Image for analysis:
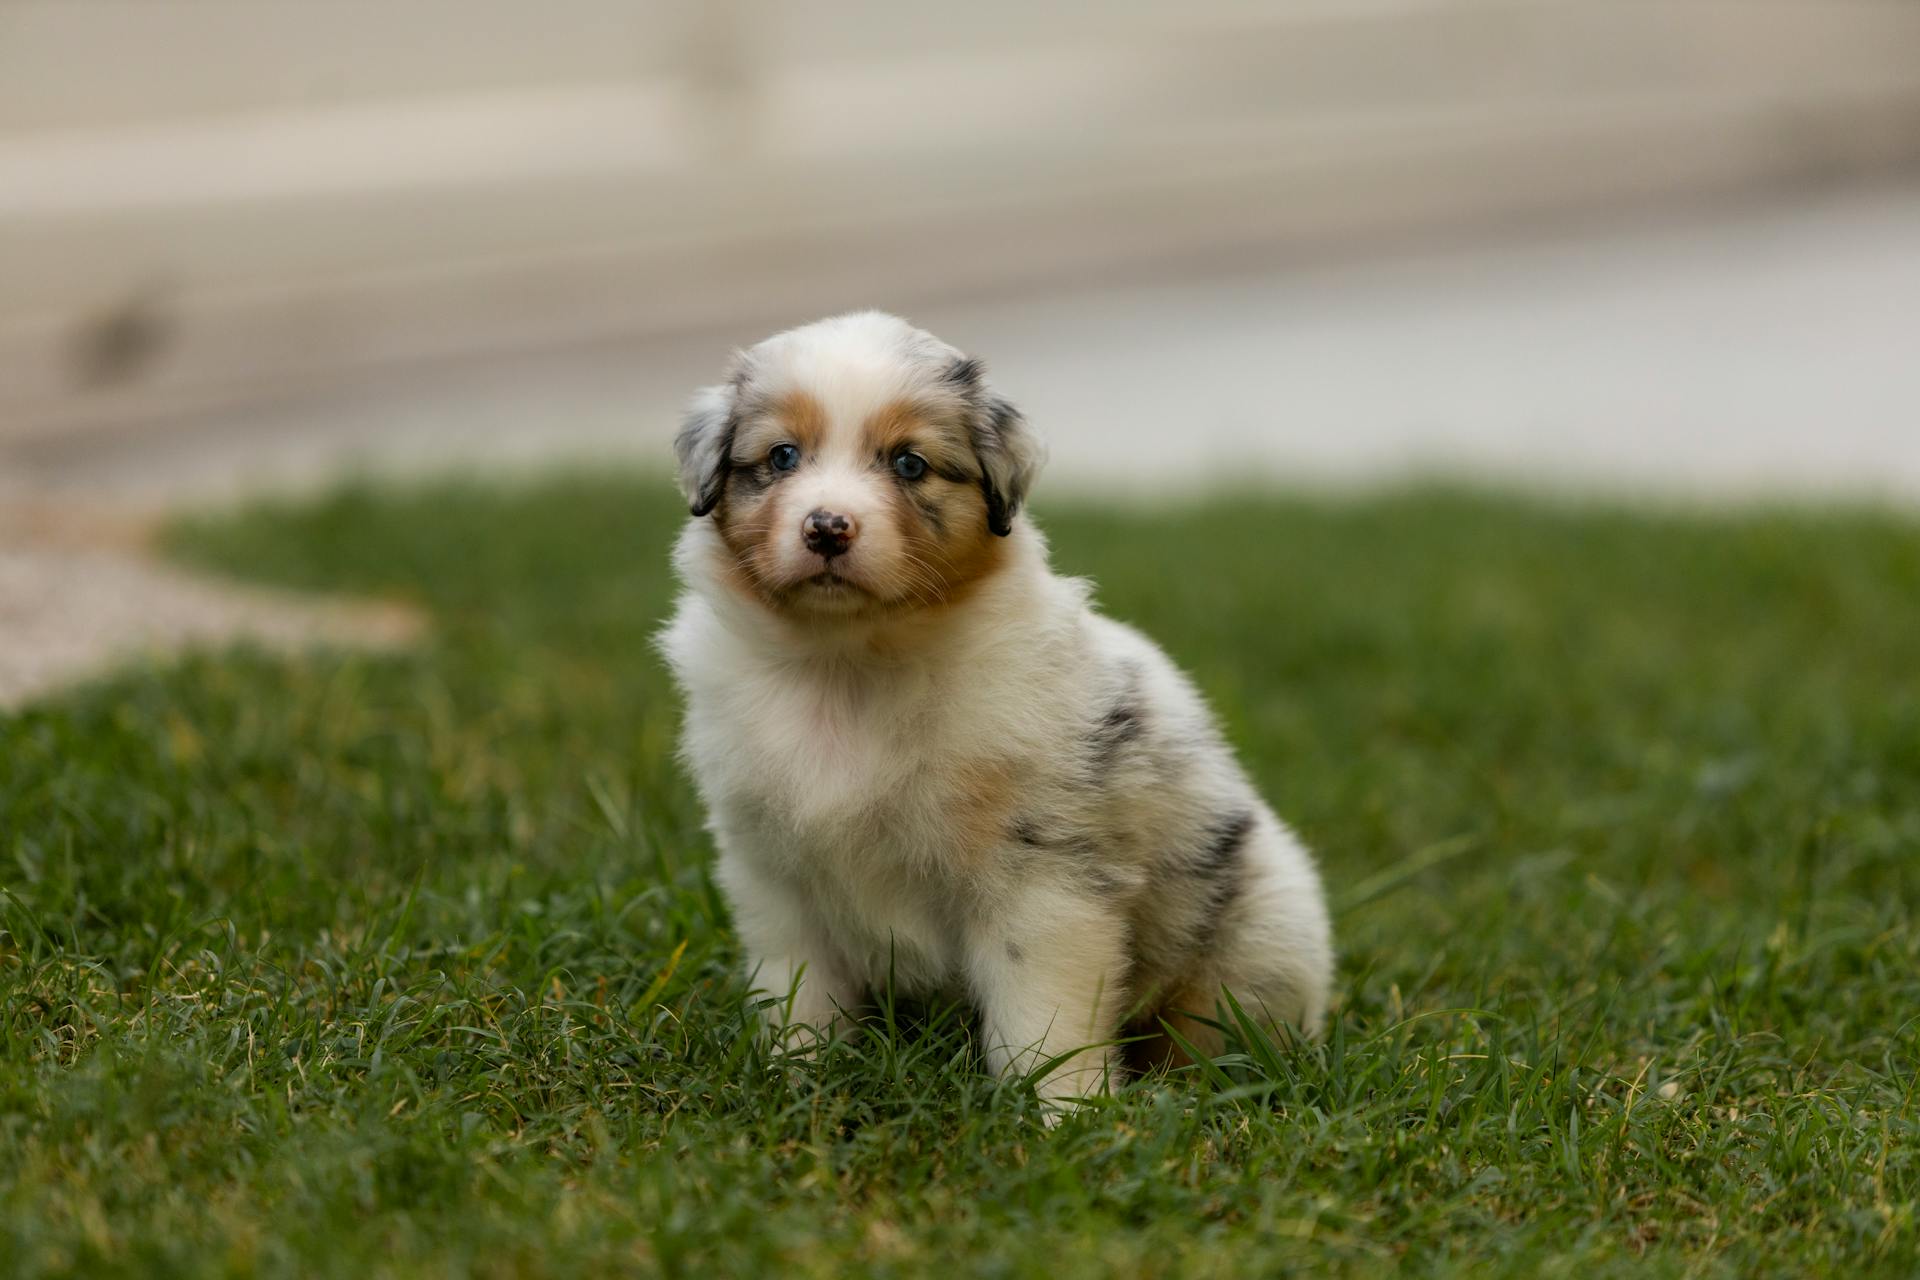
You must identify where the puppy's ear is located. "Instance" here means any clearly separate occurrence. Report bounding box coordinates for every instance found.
[947,357,1046,537]
[674,383,737,517]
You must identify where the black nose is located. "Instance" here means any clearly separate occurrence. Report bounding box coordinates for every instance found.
[802,509,857,558]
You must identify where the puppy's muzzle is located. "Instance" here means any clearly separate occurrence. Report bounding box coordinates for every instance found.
[802,509,857,560]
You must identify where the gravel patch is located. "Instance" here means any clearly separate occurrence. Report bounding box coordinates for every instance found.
[0,494,421,710]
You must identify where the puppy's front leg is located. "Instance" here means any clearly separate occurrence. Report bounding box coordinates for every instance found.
[718,853,859,1053]
[967,886,1129,1108]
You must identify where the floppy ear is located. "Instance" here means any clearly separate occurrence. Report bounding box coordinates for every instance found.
[674,383,737,517]
[947,358,1046,537]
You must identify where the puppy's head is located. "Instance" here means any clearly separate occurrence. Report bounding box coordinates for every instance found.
[675,312,1044,619]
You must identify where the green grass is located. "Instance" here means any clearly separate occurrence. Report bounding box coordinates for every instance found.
[3,478,1917,1278]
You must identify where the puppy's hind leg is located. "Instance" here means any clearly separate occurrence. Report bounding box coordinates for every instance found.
[1206,816,1335,1047]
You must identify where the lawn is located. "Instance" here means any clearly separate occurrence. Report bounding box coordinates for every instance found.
[3,478,1916,1277]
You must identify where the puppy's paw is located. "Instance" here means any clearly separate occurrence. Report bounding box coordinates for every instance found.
[1034,1090,1108,1130]
[1028,1055,1116,1129]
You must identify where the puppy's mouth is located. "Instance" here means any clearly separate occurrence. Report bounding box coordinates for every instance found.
[784,565,875,603]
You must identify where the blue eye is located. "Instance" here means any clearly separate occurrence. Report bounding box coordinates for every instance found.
[893,451,927,481]
[768,444,800,472]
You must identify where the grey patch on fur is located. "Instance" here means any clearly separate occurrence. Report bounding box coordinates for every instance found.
[1008,820,1111,886]
[1086,664,1148,777]
[1081,865,1130,900]
[1094,703,1143,755]
[908,486,947,536]
[1005,940,1024,963]
[727,462,775,499]
[1187,810,1255,955]
[1194,810,1254,878]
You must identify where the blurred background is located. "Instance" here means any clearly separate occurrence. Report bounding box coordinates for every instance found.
[3,0,1920,696]
[6,0,1920,502]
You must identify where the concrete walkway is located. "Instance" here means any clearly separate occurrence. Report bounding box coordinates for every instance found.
[14,183,1920,508]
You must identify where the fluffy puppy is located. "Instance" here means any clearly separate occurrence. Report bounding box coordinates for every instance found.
[660,312,1332,1104]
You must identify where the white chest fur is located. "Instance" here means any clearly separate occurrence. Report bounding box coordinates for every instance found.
[669,619,981,989]
[661,544,1096,993]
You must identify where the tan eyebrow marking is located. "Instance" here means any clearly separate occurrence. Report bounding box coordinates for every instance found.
[734,389,829,460]
[860,398,972,473]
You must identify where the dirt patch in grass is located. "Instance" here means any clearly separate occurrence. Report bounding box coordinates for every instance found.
[0,497,421,708]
